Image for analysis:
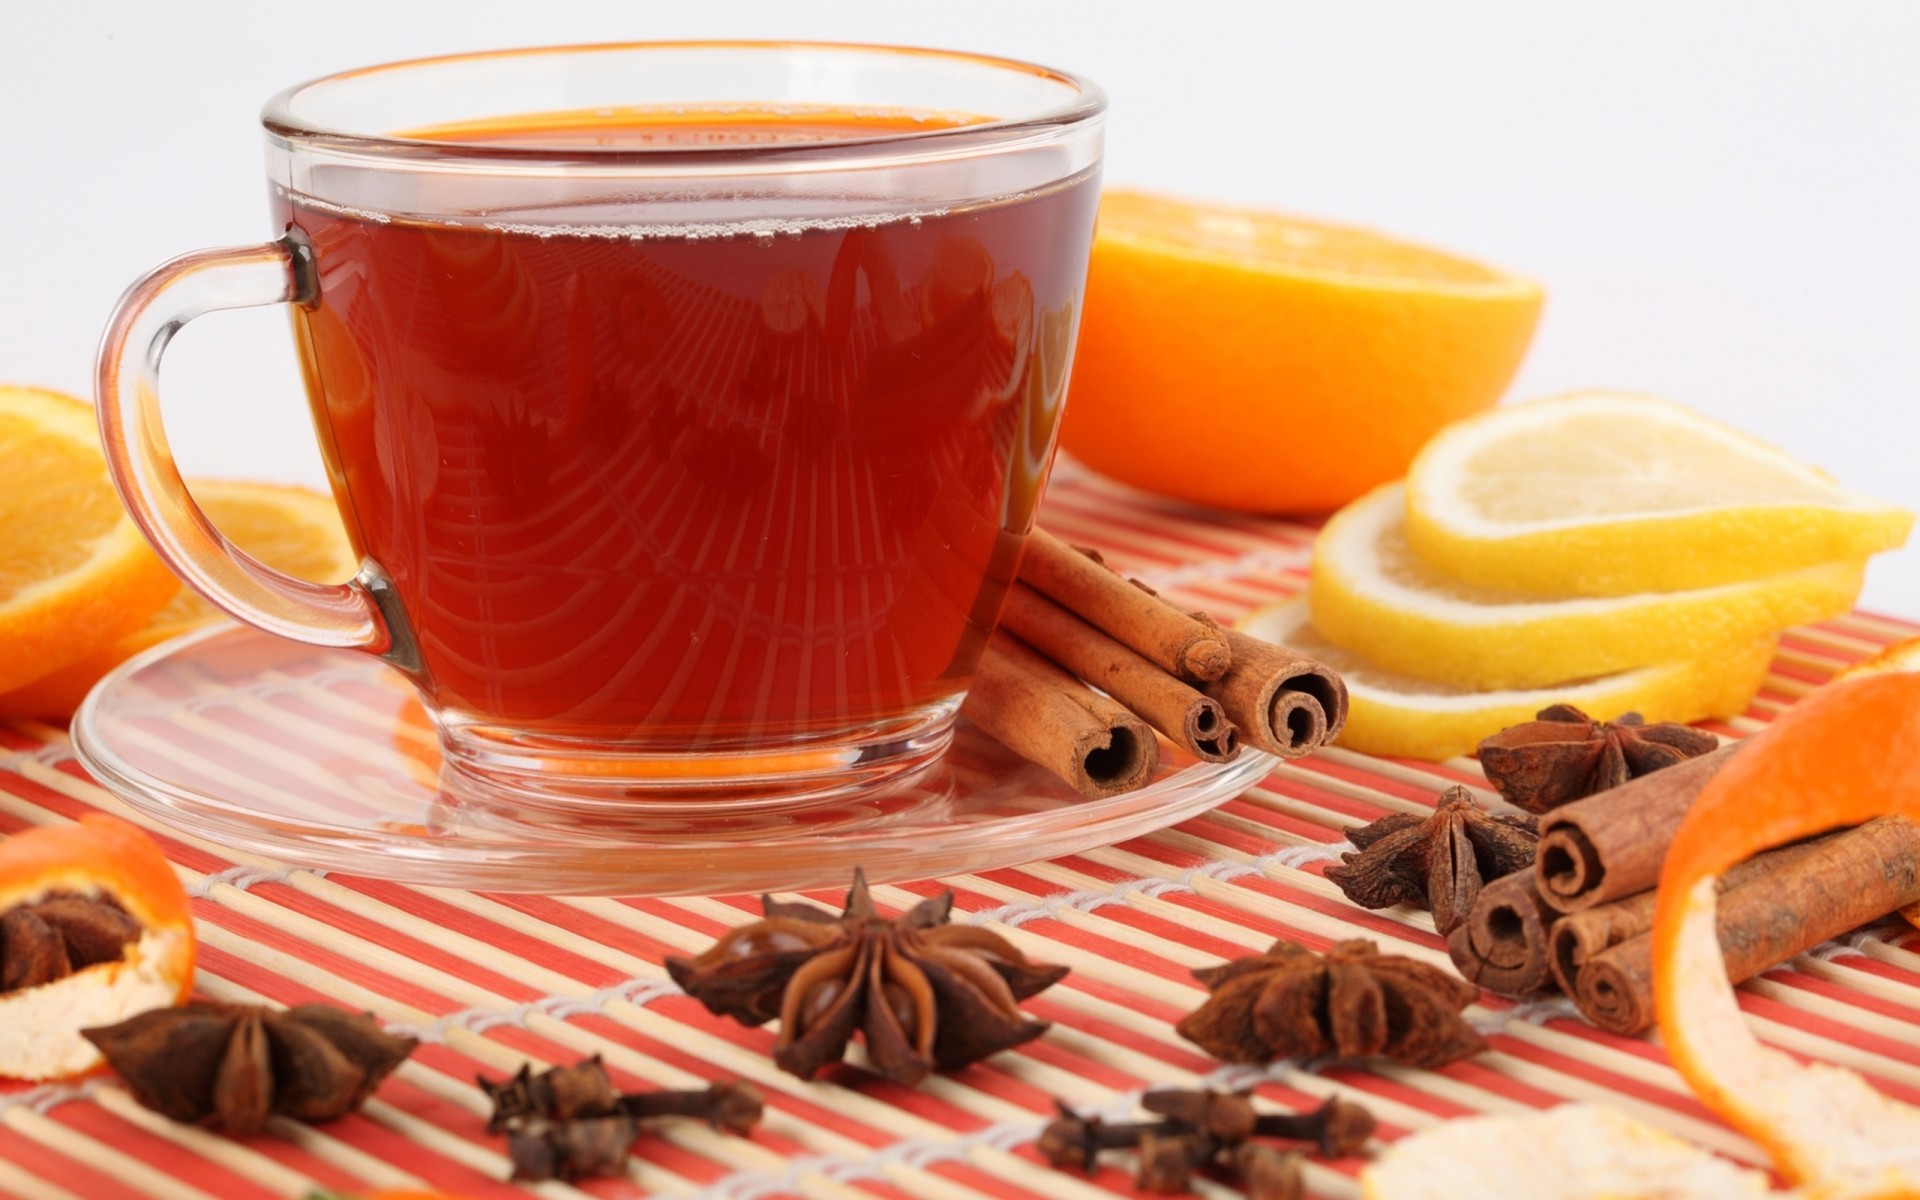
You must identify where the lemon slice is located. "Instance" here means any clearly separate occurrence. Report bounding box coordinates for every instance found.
[1241,599,1772,760]
[1311,483,1864,689]
[1404,392,1913,595]
[1361,1105,1773,1200]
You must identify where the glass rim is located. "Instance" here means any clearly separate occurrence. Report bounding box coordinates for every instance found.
[261,40,1107,166]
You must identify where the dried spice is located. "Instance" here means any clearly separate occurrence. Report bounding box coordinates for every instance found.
[664,869,1068,1086]
[1477,704,1719,813]
[1177,939,1485,1069]
[1141,1090,1375,1159]
[0,893,142,992]
[1038,1090,1373,1198]
[480,1056,621,1132]
[481,1056,764,1135]
[480,1056,764,1182]
[1233,1143,1309,1200]
[508,1114,636,1183]
[0,814,196,1082]
[1324,786,1540,935]
[82,1001,416,1133]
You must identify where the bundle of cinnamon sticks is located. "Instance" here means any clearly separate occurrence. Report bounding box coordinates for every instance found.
[963,530,1349,798]
[1449,744,1920,1031]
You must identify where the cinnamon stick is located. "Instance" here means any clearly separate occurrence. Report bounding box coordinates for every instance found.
[1569,817,1920,1034]
[1445,873,1558,996]
[1200,628,1349,759]
[961,635,1159,799]
[1533,744,1737,913]
[1020,529,1232,682]
[997,583,1240,762]
[1545,835,1836,996]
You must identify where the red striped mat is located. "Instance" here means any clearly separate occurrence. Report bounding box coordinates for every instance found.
[1,463,1915,1200]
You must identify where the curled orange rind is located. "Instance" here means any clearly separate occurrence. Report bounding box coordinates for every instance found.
[1371,651,1920,1197]
[1653,665,1920,1196]
[1834,635,1920,683]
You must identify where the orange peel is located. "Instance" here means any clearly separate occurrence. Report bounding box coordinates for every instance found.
[0,814,195,1079]
[1653,667,1920,1196]
[1833,634,1920,683]
[1845,638,1920,935]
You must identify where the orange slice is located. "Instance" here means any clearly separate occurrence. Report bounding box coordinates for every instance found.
[0,481,356,719]
[1653,667,1920,1194]
[1361,1104,1774,1199]
[0,385,177,696]
[1061,189,1543,513]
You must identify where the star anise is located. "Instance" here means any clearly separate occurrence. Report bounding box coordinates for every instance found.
[1323,786,1540,935]
[1,892,142,993]
[1476,703,1720,813]
[479,1056,763,1181]
[1177,939,1485,1069]
[82,1001,416,1133]
[664,869,1068,1086]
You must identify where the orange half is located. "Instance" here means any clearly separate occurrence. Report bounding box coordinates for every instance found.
[1061,190,1542,513]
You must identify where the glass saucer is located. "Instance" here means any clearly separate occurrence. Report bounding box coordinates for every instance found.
[72,625,1276,896]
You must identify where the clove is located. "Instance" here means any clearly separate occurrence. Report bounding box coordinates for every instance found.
[1140,1088,1258,1141]
[1235,1142,1306,1200]
[1141,1091,1375,1158]
[507,1113,638,1183]
[619,1079,764,1135]
[1037,1088,1372,1196]
[1254,1097,1377,1158]
[480,1056,620,1132]
[481,1058,763,1183]
[1038,1105,1167,1172]
[1136,1130,1208,1193]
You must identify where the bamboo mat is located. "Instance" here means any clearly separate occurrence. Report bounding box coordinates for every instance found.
[4,463,1919,1200]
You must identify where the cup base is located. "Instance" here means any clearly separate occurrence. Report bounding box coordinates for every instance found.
[433,701,961,816]
[71,624,1271,894]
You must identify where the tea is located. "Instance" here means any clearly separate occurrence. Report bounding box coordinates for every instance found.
[282,109,1097,748]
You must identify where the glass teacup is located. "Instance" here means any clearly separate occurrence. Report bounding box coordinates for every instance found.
[95,43,1104,806]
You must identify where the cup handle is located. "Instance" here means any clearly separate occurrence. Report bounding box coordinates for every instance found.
[95,234,414,669]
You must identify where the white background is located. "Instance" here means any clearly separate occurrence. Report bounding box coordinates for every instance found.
[5,2,1917,610]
